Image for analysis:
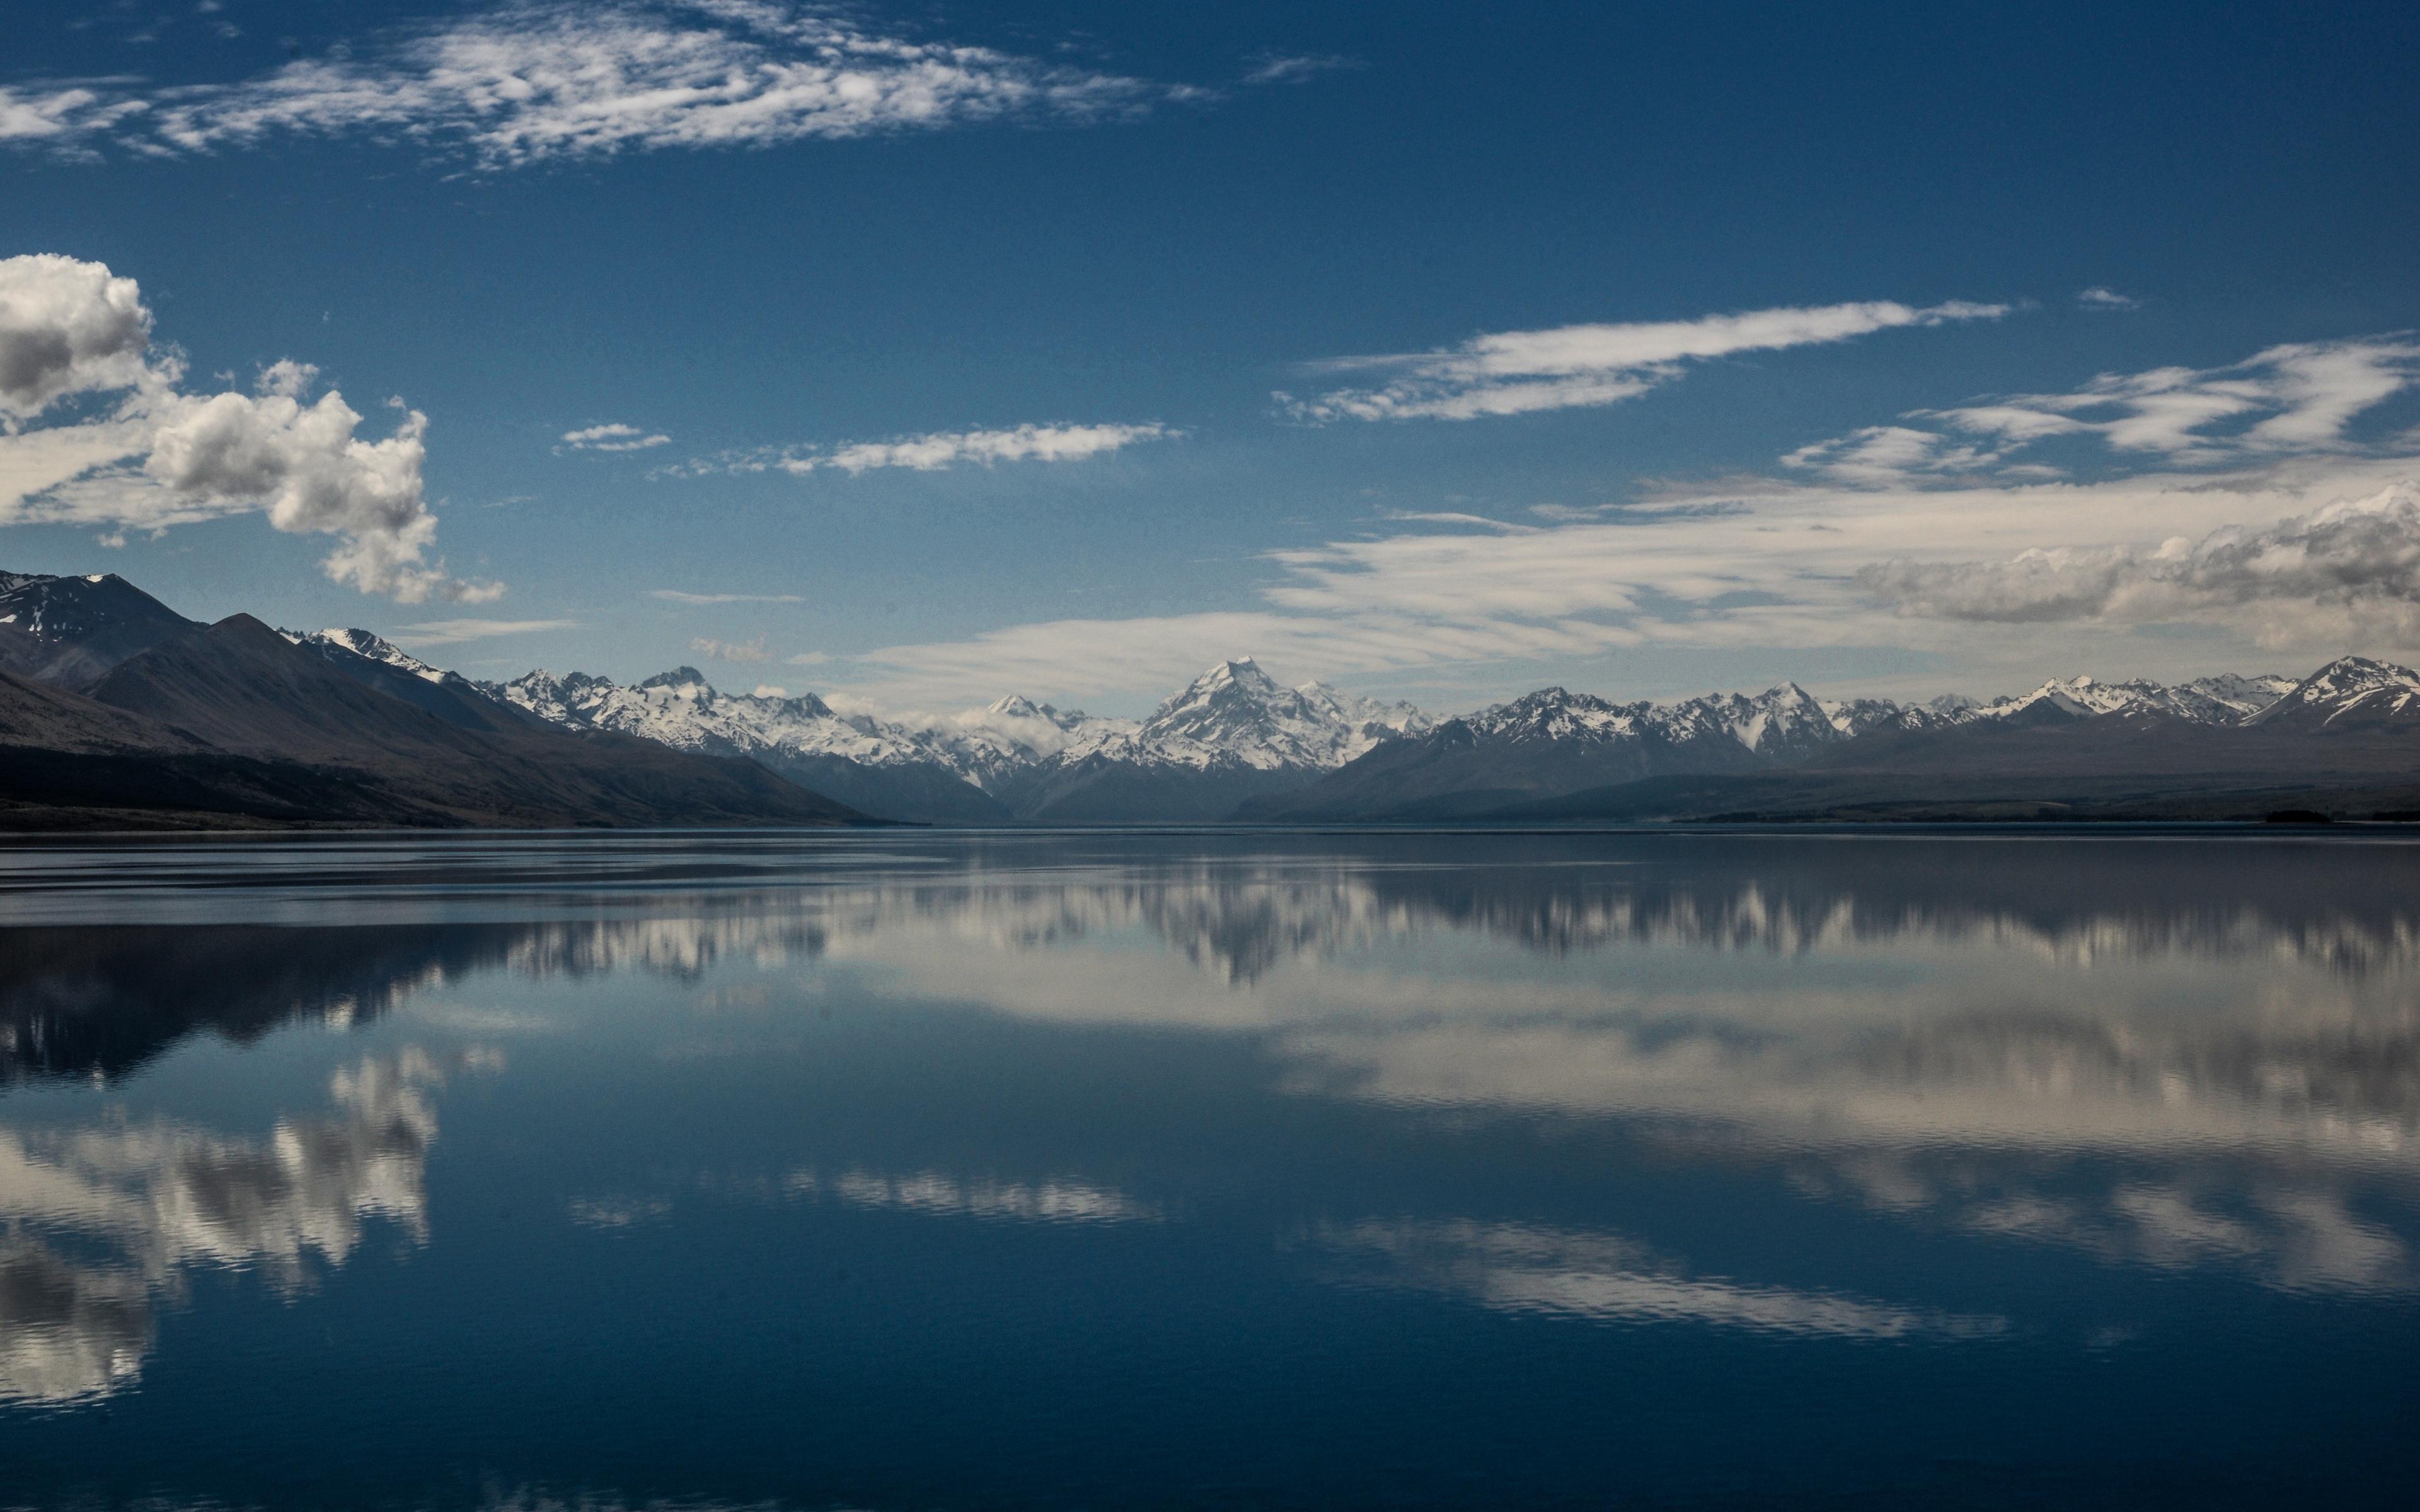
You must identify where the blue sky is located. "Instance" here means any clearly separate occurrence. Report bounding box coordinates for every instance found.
[5,0,2419,714]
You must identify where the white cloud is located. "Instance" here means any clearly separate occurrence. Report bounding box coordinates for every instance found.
[0,253,493,603]
[0,253,158,421]
[254,358,318,399]
[1782,425,2010,487]
[1930,338,2420,464]
[736,421,1175,475]
[1281,299,2008,423]
[2077,286,2140,309]
[0,86,147,147]
[786,650,830,666]
[1242,54,1359,86]
[1859,481,2420,642]
[834,444,2420,706]
[649,588,804,604]
[1785,336,2420,487]
[6,3,1165,169]
[390,617,584,648]
[561,422,669,452]
[749,684,788,699]
[688,634,769,662]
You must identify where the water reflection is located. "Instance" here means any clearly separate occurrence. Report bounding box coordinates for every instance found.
[0,1048,487,1403]
[0,830,2414,1482]
[1303,1217,2008,1339]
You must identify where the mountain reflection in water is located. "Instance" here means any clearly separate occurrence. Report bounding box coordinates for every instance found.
[0,830,2414,1508]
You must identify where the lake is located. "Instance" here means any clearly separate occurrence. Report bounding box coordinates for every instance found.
[0,828,2415,1509]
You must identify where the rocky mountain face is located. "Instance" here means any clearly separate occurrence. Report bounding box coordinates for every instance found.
[1242,668,2347,823]
[0,573,198,689]
[403,635,2420,824]
[467,653,1431,823]
[57,583,2420,827]
[0,584,868,832]
[2243,657,2420,730]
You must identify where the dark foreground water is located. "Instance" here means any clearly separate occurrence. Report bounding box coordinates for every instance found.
[0,828,2416,1509]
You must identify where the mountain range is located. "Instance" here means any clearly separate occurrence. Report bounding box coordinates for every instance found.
[2,565,2417,828]
[0,573,862,830]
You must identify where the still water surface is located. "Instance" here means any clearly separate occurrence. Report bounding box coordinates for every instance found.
[0,828,2415,1508]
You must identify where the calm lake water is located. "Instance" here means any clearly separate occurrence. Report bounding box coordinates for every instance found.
[1,828,2416,1509]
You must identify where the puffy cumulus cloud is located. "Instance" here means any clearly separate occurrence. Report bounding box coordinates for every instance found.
[1799,337,2420,485]
[560,421,668,452]
[0,253,159,421]
[145,389,499,602]
[1858,481,2420,643]
[6,2,1165,169]
[255,358,320,399]
[0,254,493,602]
[1280,299,2008,423]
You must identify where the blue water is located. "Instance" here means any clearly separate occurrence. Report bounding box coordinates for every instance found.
[0,828,2415,1509]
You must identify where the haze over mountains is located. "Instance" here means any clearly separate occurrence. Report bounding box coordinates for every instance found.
[2,566,2418,828]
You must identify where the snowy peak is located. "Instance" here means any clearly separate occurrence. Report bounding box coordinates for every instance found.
[1473,688,1641,742]
[1108,656,1435,770]
[1964,673,2293,726]
[638,667,711,696]
[302,628,449,684]
[1699,682,1845,757]
[0,570,200,687]
[2246,656,2420,728]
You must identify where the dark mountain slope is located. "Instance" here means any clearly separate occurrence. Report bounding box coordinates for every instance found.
[0,663,204,753]
[1238,690,1766,823]
[998,749,1313,825]
[71,615,867,828]
[0,664,413,827]
[754,748,1015,826]
[295,633,555,733]
[0,573,199,689]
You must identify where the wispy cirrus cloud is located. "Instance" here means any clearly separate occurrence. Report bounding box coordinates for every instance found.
[1859,481,2420,643]
[834,338,2420,705]
[1788,336,2420,485]
[1243,54,1361,86]
[0,252,497,603]
[2077,286,2140,309]
[391,617,583,648]
[1279,299,2008,423]
[649,588,804,604]
[560,423,668,453]
[676,421,1176,477]
[1,2,1172,169]
[688,634,769,662]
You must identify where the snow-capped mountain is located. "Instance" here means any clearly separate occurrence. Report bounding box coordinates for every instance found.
[2244,656,2420,729]
[1965,673,2299,725]
[476,654,1436,823]
[1059,658,1430,771]
[0,571,197,689]
[300,627,452,683]
[310,623,2397,825]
